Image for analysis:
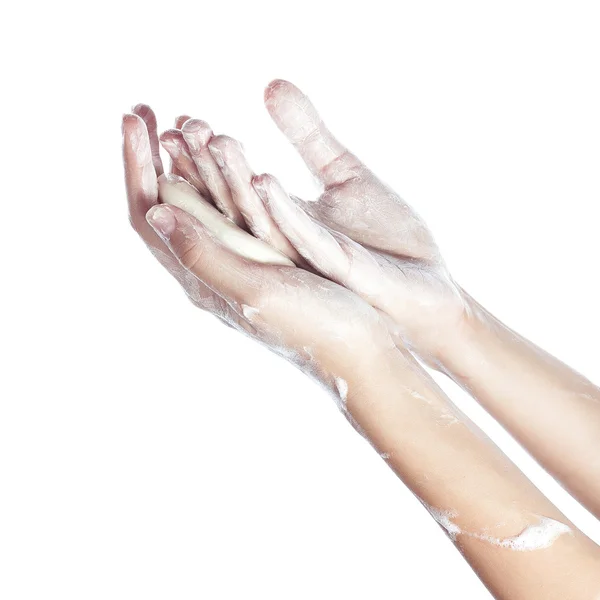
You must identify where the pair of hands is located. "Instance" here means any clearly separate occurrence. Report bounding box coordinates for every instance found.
[123,80,467,390]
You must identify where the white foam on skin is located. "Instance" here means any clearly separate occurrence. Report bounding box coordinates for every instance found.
[427,506,462,541]
[241,304,260,321]
[334,377,348,407]
[302,346,315,361]
[423,503,572,551]
[332,377,369,439]
[474,517,572,551]
[404,387,459,427]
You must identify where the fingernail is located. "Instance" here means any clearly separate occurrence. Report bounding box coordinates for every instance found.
[252,175,268,199]
[182,119,213,152]
[182,131,201,154]
[159,135,178,153]
[264,79,289,101]
[147,205,176,239]
[121,113,136,136]
[161,172,185,184]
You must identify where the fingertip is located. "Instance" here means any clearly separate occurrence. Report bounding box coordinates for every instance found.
[131,103,154,121]
[207,134,240,167]
[174,114,191,129]
[122,114,152,162]
[157,172,186,186]
[181,118,213,151]
[252,172,269,186]
[208,134,239,151]
[251,173,276,199]
[123,112,141,123]
[181,118,213,139]
[122,112,143,132]
[264,78,294,102]
[159,128,182,142]
[159,129,185,157]
[146,204,177,239]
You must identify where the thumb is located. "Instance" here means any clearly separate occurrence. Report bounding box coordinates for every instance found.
[145,204,290,309]
[264,79,363,189]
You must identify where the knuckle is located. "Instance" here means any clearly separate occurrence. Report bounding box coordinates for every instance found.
[178,241,203,272]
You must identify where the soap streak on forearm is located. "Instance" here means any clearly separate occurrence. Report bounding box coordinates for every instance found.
[340,349,600,599]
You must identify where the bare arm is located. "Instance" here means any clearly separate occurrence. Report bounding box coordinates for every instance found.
[437,293,600,517]
[129,105,600,597]
[163,80,600,519]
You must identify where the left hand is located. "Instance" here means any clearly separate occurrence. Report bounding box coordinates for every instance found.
[159,81,468,364]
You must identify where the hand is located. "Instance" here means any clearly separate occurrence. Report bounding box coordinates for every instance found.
[123,111,397,398]
[160,81,467,364]
[123,110,238,326]
[125,102,600,600]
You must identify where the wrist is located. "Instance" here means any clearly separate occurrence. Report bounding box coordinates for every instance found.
[406,287,487,370]
[424,289,497,376]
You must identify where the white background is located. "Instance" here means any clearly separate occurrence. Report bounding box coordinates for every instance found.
[1,1,599,598]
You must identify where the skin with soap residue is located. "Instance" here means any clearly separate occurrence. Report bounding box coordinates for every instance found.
[167,79,600,524]
[123,90,600,599]
[259,80,600,521]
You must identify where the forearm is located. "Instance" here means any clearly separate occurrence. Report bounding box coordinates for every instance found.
[342,347,600,599]
[432,291,600,517]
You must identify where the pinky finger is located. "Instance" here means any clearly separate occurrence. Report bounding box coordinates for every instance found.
[253,174,385,302]
[252,174,349,279]
[160,128,211,198]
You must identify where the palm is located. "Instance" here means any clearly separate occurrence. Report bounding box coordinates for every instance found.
[260,81,464,351]
[157,80,465,356]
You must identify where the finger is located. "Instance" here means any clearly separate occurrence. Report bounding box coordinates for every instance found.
[253,173,386,301]
[159,128,211,198]
[264,79,363,188]
[169,115,191,177]
[123,115,232,318]
[174,115,191,129]
[131,104,164,176]
[181,119,246,228]
[146,204,289,310]
[122,113,161,240]
[252,174,348,277]
[208,135,304,265]
[157,173,294,267]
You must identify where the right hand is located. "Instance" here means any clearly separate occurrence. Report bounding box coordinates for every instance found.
[123,111,398,396]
